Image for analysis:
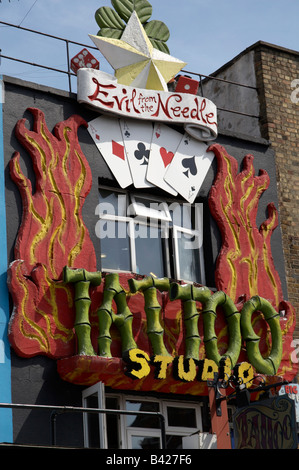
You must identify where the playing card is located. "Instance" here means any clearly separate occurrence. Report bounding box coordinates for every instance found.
[88,115,133,188]
[146,123,183,195]
[120,119,154,188]
[164,134,215,203]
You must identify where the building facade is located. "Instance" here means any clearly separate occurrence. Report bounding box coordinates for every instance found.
[203,40,299,342]
[0,31,298,449]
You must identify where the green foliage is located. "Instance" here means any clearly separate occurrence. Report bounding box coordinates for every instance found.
[95,6,125,38]
[95,0,170,54]
[111,0,152,23]
[144,20,170,54]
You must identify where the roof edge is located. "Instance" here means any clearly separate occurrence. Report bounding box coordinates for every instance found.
[208,40,299,79]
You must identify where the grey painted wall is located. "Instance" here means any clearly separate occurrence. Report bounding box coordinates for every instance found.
[202,51,261,139]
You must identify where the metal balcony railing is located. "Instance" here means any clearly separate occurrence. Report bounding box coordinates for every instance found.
[0,21,259,120]
[0,401,167,449]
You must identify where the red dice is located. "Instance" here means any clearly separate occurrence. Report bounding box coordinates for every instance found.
[70,48,99,74]
[175,75,199,95]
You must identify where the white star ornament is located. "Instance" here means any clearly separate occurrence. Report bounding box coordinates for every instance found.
[89,11,187,91]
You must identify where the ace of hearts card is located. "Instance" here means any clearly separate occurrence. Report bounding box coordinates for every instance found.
[146,123,184,196]
[164,134,215,203]
[88,115,133,188]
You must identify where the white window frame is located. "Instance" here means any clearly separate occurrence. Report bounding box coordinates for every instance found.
[82,383,204,449]
[120,395,203,449]
[99,214,167,276]
[98,188,206,284]
[82,382,108,449]
[162,401,203,435]
[120,395,161,449]
[126,428,162,449]
[130,194,172,222]
[172,202,205,284]
[172,225,206,284]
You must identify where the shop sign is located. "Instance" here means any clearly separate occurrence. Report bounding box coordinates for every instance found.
[7,108,299,392]
[233,395,297,449]
[77,69,217,142]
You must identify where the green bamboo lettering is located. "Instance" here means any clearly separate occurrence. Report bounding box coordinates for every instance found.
[169,283,212,360]
[241,295,282,375]
[97,273,137,357]
[128,276,171,357]
[63,267,283,376]
[63,266,102,356]
[202,291,242,368]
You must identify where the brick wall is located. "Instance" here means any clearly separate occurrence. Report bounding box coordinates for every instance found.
[254,43,299,338]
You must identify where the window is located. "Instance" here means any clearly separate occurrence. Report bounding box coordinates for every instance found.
[82,382,107,449]
[82,384,203,449]
[96,187,205,284]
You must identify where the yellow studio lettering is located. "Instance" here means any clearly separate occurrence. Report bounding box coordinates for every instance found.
[152,355,174,379]
[123,347,255,386]
[124,348,151,380]
[234,362,254,388]
[199,358,218,381]
[219,356,232,381]
[174,356,197,382]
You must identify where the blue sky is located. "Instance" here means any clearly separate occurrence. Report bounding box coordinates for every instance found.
[0,0,298,92]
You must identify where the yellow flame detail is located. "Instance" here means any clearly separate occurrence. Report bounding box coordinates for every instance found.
[16,263,50,352]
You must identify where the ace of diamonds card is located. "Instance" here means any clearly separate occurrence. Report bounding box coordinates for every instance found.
[88,115,133,188]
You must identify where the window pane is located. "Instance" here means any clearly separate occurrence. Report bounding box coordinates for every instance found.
[100,220,131,271]
[106,397,120,449]
[99,189,126,216]
[135,225,164,277]
[166,435,183,449]
[126,400,160,428]
[177,232,201,283]
[167,406,197,428]
[131,435,160,449]
[170,203,192,228]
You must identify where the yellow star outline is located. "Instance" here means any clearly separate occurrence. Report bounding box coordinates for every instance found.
[89,11,187,91]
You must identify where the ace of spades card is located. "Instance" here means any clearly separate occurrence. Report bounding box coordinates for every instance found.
[88,115,133,188]
[146,123,184,196]
[164,134,215,203]
[120,119,154,188]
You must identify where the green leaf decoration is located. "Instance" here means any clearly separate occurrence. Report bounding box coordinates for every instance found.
[111,0,152,24]
[144,20,170,54]
[95,6,125,31]
[95,0,171,54]
[149,38,170,54]
[97,28,123,39]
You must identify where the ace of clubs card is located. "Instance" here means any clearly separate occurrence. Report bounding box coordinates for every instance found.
[88,115,133,188]
[120,119,154,188]
[146,123,184,196]
[164,134,215,203]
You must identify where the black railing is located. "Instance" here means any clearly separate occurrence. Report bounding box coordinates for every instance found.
[0,21,259,119]
[0,402,167,449]
[0,20,98,93]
